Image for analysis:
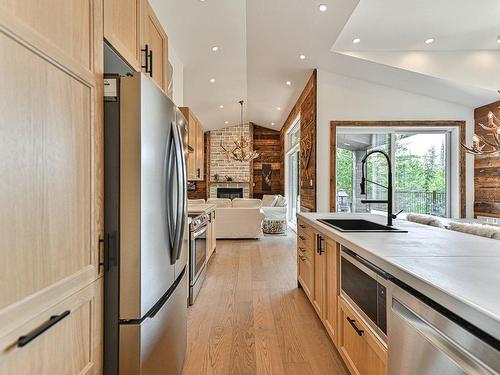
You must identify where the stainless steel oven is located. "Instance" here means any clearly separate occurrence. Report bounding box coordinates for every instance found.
[189,213,209,305]
[340,246,390,344]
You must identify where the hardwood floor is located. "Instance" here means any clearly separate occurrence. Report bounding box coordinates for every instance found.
[182,232,349,375]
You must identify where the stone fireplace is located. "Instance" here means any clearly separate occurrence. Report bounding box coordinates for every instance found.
[209,124,252,198]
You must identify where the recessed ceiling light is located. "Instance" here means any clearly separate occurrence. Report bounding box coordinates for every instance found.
[219,105,224,109]
[299,54,306,60]
[344,143,351,146]
[199,0,206,2]
[319,4,327,12]
[286,81,291,86]
[352,38,361,44]
[225,121,229,124]
[210,78,215,83]
[424,38,435,44]
[211,46,219,52]
[271,122,275,126]
[277,107,281,111]
[497,35,500,43]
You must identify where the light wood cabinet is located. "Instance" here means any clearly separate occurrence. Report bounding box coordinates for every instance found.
[338,297,387,375]
[312,233,325,317]
[323,239,340,346]
[141,0,168,91]
[0,279,103,375]
[297,220,315,301]
[207,210,217,261]
[0,1,104,372]
[104,0,142,70]
[297,220,385,375]
[180,107,205,181]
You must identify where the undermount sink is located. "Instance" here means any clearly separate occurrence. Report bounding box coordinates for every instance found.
[317,219,407,233]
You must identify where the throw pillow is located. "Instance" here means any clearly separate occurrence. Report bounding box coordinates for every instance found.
[275,195,287,207]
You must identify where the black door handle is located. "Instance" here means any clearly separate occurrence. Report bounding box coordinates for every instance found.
[17,310,71,347]
[148,49,153,77]
[346,317,364,336]
[141,44,150,74]
[318,236,324,255]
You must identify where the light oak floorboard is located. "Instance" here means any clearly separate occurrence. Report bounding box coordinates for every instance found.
[182,232,349,375]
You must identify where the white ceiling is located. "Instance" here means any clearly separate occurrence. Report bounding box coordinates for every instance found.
[333,0,500,51]
[151,0,500,131]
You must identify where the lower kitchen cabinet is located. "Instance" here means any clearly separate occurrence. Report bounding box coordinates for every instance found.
[207,210,217,261]
[0,278,103,374]
[297,221,386,375]
[312,233,325,317]
[323,238,339,346]
[338,297,387,375]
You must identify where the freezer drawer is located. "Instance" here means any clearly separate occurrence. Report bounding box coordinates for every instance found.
[119,271,187,375]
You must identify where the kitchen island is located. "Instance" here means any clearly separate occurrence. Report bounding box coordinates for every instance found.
[297,212,500,375]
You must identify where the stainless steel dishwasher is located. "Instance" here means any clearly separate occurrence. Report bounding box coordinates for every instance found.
[388,281,500,374]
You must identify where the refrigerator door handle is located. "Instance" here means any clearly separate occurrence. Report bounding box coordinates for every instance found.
[176,122,188,261]
[171,122,186,262]
[165,127,176,253]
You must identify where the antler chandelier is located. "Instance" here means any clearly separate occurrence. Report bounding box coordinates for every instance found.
[220,100,259,162]
[462,108,500,157]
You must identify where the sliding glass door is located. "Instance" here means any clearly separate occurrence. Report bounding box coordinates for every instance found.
[336,128,452,217]
[285,121,300,229]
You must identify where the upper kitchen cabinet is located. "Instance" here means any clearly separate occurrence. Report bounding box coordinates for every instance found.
[180,108,205,181]
[104,0,142,70]
[141,0,168,91]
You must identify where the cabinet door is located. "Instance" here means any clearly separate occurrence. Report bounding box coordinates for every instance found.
[188,113,197,180]
[312,234,325,317]
[338,297,387,375]
[298,254,314,301]
[104,0,141,70]
[0,279,103,375]
[323,239,339,347]
[142,0,168,91]
[0,9,100,335]
[196,120,204,180]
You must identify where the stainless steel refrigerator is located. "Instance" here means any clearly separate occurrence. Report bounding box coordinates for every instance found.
[104,73,189,375]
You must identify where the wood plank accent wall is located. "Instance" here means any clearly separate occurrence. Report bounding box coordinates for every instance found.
[330,120,466,217]
[474,101,500,217]
[280,70,317,211]
[187,132,209,200]
[252,124,282,198]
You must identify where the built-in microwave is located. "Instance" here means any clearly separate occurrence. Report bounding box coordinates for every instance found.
[340,246,391,344]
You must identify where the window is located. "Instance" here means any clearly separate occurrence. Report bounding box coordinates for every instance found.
[336,127,454,218]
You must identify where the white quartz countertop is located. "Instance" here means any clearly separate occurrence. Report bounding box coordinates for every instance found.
[187,203,216,216]
[297,212,500,341]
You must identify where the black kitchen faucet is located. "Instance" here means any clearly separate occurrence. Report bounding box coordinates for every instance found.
[359,150,402,226]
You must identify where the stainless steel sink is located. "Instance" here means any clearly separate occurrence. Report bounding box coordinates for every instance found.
[317,219,407,233]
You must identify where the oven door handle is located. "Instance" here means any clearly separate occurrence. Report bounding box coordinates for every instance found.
[192,225,207,238]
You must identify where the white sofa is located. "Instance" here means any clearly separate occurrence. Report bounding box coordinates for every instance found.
[260,194,287,220]
[207,198,265,239]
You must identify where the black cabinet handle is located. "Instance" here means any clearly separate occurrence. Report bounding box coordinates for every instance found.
[141,44,150,74]
[197,168,200,178]
[299,235,305,240]
[346,317,364,336]
[318,236,324,255]
[149,49,153,77]
[17,310,70,347]
[299,224,306,229]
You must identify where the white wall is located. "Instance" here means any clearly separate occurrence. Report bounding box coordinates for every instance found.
[316,69,475,217]
[168,43,184,107]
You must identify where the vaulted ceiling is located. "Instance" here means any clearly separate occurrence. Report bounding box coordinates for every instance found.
[151,0,500,131]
